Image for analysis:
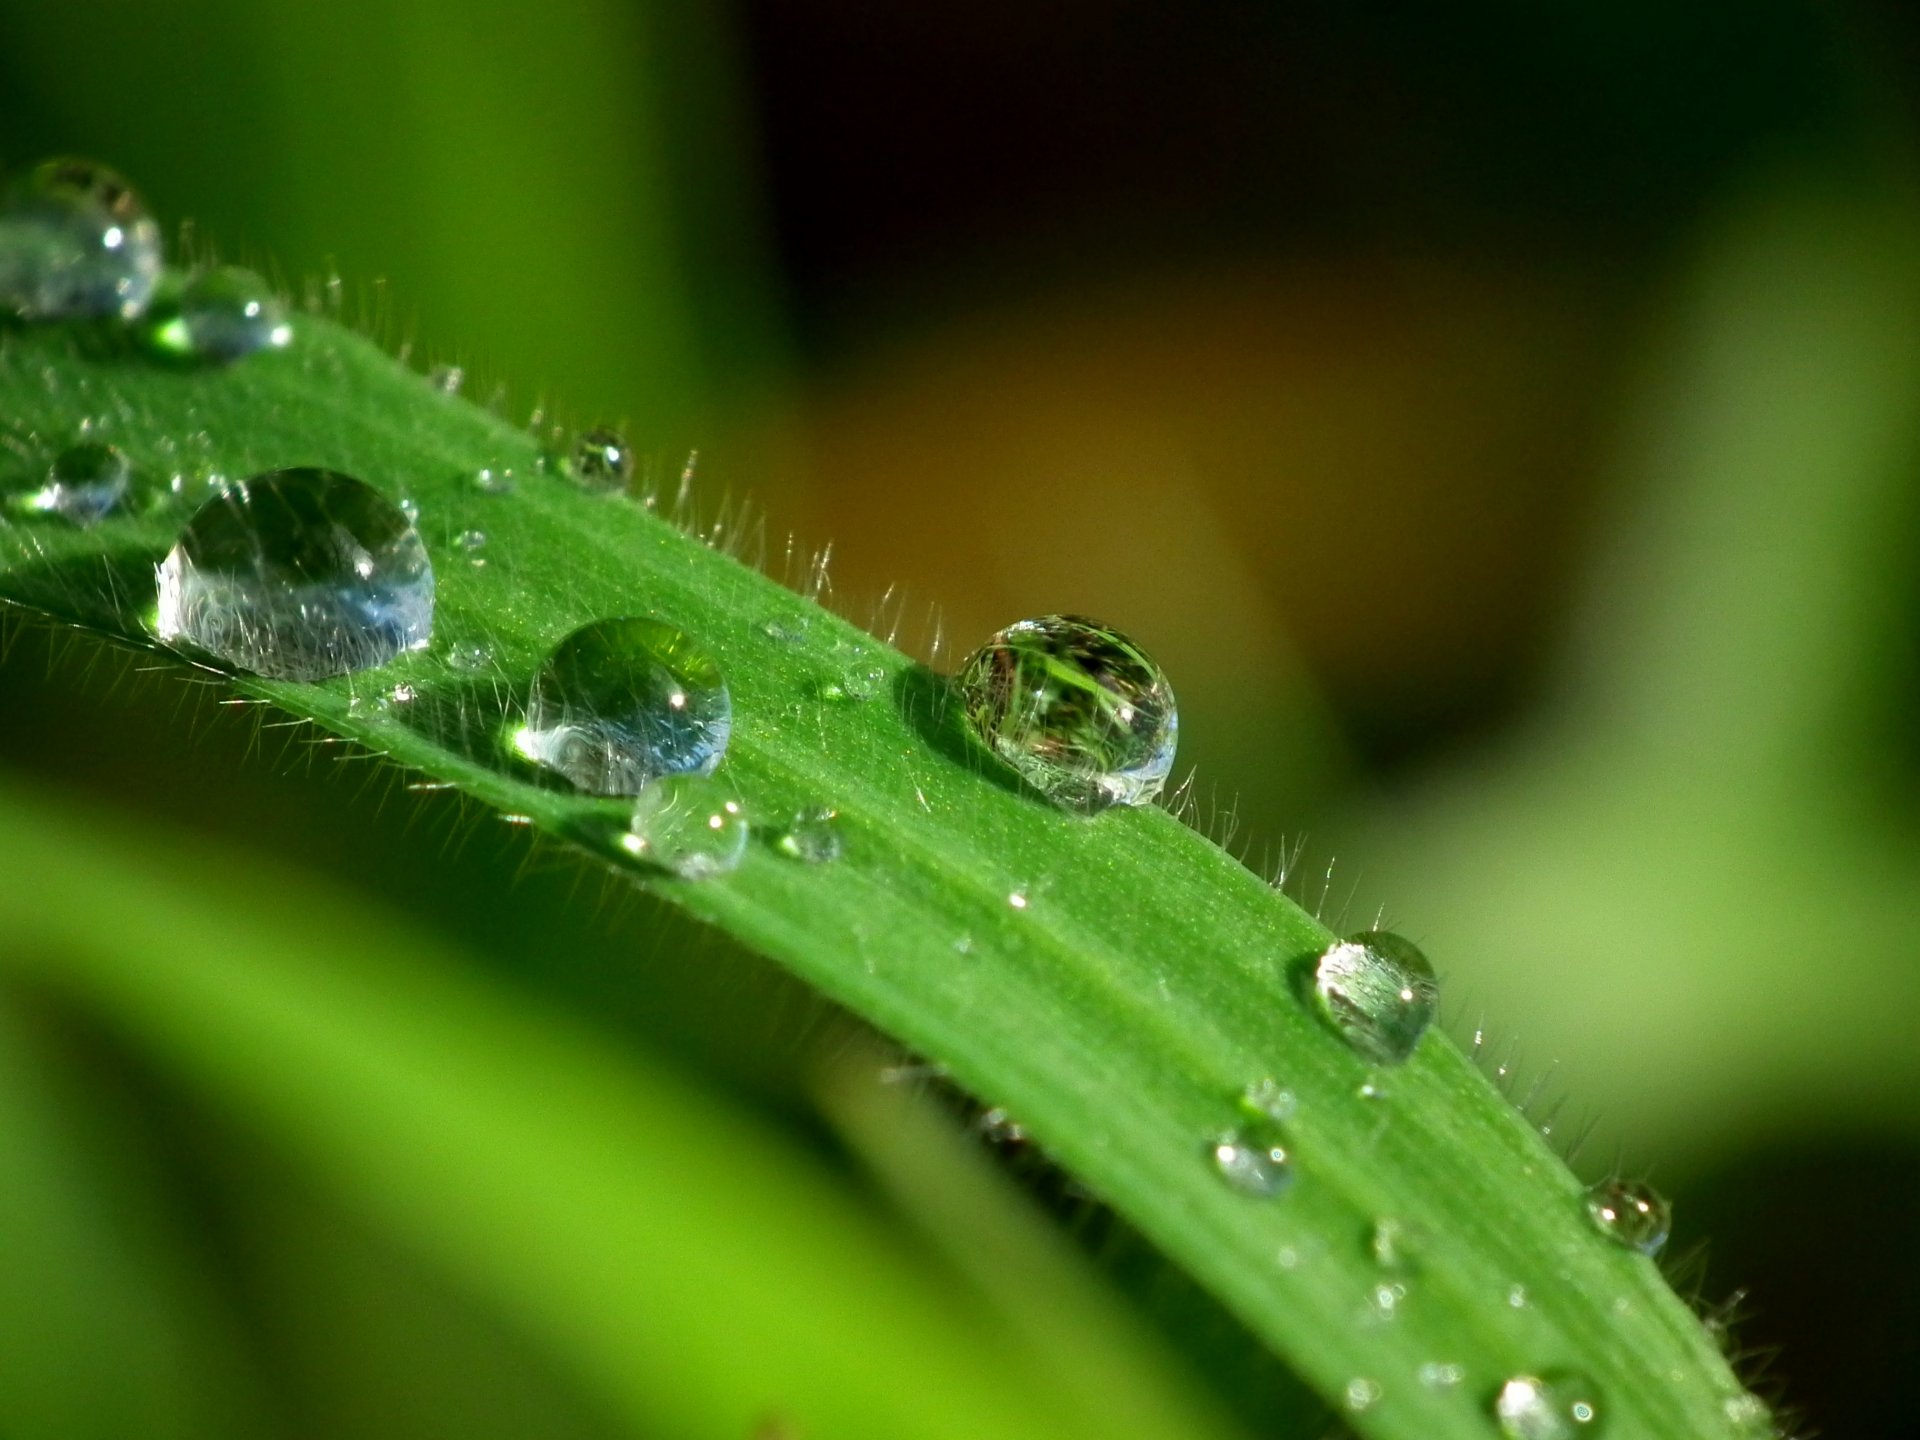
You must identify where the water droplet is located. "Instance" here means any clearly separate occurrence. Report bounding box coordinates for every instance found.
[1344,1377,1382,1412]
[1493,1373,1603,1438]
[821,662,887,702]
[429,364,464,395]
[1309,930,1438,1065]
[397,496,421,525]
[445,642,494,672]
[0,158,162,320]
[1507,1284,1530,1309]
[1583,1178,1670,1256]
[954,614,1177,811]
[474,465,514,494]
[1210,1123,1292,1198]
[761,616,809,645]
[1369,1217,1415,1271]
[1723,1394,1773,1434]
[455,527,488,554]
[146,265,292,362]
[621,774,748,880]
[774,805,843,863]
[154,468,433,681]
[1007,889,1030,910]
[1365,1281,1408,1323]
[1418,1361,1465,1390]
[570,426,634,491]
[8,441,132,524]
[382,682,418,709]
[513,617,731,795]
[1239,1078,1298,1125]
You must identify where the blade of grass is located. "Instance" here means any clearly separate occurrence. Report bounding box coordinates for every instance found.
[0,287,1763,1436]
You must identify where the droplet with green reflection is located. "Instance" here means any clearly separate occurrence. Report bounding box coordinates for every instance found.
[1310,930,1439,1065]
[154,467,434,681]
[8,441,132,525]
[954,614,1177,811]
[1493,1372,1604,1438]
[146,265,292,363]
[623,774,749,880]
[513,617,731,795]
[1583,1178,1671,1257]
[0,157,162,320]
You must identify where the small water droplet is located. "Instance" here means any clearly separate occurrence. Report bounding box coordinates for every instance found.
[1239,1078,1298,1125]
[146,265,292,362]
[1210,1123,1292,1198]
[1493,1373,1602,1438]
[1369,1217,1416,1271]
[429,364,464,395]
[512,617,731,795]
[1418,1361,1465,1390]
[1584,1179,1671,1257]
[1007,889,1030,910]
[154,468,433,680]
[621,774,748,880]
[1507,1284,1530,1309]
[774,805,843,863]
[952,934,975,955]
[570,425,634,491]
[1344,1377,1382,1412]
[1722,1394,1773,1434]
[821,661,887,702]
[761,616,809,645]
[382,682,418,709]
[474,465,514,494]
[445,641,494,672]
[1309,930,1438,1065]
[954,614,1177,810]
[397,496,421,524]
[455,527,488,552]
[8,441,132,524]
[1365,1281,1408,1323]
[0,158,162,320]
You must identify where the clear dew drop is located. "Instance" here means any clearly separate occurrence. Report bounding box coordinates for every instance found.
[1310,930,1439,1065]
[10,441,132,525]
[1344,1377,1382,1413]
[473,465,514,494]
[1210,1122,1292,1198]
[1493,1373,1603,1439]
[622,774,749,880]
[146,265,292,363]
[954,614,1177,811]
[445,641,494,672]
[0,157,162,321]
[154,467,433,681]
[1418,1361,1465,1390]
[761,616,809,645]
[1583,1178,1672,1257]
[821,662,887,703]
[513,616,731,796]
[774,805,843,864]
[570,425,634,491]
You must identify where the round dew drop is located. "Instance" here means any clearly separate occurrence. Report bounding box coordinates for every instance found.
[11,442,132,525]
[623,774,749,880]
[0,157,162,321]
[513,617,731,795]
[774,806,843,864]
[147,265,292,363]
[1583,1178,1671,1257]
[1493,1373,1603,1439]
[1310,930,1439,1066]
[570,426,634,491]
[1210,1122,1292,1198]
[154,468,434,681]
[954,614,1177,811]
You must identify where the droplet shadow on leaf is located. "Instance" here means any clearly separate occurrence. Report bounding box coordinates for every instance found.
[890,661,1048,808]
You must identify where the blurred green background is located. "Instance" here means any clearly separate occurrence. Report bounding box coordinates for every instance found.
[4,1,1919,1435]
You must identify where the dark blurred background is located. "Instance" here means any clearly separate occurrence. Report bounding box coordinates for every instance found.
[4,1,1920,1434]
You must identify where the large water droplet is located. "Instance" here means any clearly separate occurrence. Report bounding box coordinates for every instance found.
[1493,1373,1603,1439]
[622,774,749,879]
[1310,930,1438,1065]
[1584,1179,1671,1257]
[1210,1122,1292,1198]
[774,805,843,863]
[954,614,1176,810]
[513,617,731,795]
[154,468,433,680]
[9,442,132,525]
[0,158,162,320]
[570,426,634,491]
[147,265,292,363]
